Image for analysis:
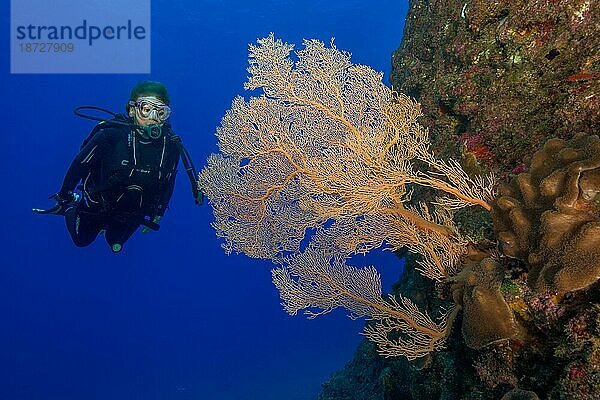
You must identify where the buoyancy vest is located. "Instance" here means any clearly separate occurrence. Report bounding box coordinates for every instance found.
[80,115,179,216]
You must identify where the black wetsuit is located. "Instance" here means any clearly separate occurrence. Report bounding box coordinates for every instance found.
[59,115,179,249]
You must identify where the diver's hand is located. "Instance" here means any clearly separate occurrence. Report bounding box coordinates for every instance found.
[141,215,162,233]
[53,191,78,205]
[32,191,79,215]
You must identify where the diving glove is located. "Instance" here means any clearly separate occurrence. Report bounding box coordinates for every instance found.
[32,191,80,215]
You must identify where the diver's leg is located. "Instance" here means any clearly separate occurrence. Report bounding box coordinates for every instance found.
[104,187,144,252]
[64,206,103,247]
[104,216,141,253]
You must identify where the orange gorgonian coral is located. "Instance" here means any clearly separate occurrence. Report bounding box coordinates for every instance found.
[199,34,495,359]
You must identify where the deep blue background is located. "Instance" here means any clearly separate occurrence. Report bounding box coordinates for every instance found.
[1,1,408,399]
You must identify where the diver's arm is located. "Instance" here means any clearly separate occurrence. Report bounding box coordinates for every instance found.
[155,171,177,217]
[58,129,108,196]
[155,155,179,217]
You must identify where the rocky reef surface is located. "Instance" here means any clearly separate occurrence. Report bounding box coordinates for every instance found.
[390,0,599,174]
[319,1,599,398]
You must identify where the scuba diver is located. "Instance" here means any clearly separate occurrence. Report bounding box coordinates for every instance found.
[33,81,202,253]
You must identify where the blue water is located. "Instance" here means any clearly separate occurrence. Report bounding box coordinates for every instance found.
[1,1,408,399]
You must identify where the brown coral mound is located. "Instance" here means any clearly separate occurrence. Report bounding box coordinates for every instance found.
[492,134,600,297]
[451,255,519,349]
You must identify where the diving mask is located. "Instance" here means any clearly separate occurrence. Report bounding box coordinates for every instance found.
[130,96,172,122]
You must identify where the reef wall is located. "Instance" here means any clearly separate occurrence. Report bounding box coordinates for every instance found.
[319,1,599,399]
[391,0,599,174]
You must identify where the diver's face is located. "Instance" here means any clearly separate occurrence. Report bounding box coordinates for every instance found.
[131,96,171,126]
[135,111,159,126]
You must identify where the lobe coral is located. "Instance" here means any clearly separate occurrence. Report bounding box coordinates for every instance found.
[492,133,600,297]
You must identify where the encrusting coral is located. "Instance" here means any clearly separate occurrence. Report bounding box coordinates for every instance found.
[492,134,600,297]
